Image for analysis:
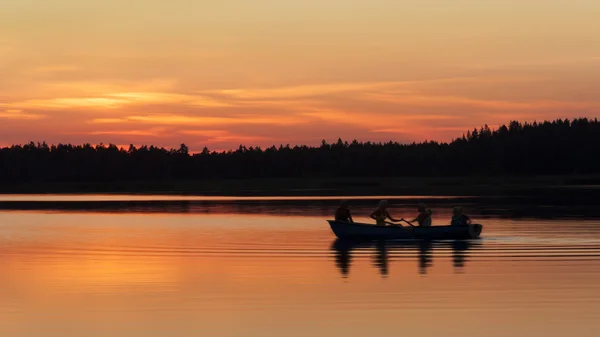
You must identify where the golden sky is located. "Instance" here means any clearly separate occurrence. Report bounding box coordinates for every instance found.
[1,0,599,151]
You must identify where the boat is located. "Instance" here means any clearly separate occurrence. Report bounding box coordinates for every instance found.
[327,220,483,240]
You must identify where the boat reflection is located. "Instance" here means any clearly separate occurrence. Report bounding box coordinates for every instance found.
[331,238,478,277]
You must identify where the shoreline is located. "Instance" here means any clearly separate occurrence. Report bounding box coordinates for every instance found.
[1,175,599,198]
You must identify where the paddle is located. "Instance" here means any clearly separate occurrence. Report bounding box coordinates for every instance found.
[385,220,413,228]
[385,221,402,227]
[399,219,416,227]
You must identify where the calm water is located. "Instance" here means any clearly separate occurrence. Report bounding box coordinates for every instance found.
[1,195,599,337]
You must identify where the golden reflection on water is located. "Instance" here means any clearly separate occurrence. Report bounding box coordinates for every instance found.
[0,210,599,337]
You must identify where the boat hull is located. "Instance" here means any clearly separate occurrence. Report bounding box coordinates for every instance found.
[327,220,482,240]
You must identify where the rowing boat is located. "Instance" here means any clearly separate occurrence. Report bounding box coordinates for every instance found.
[327,220,483,240]
[328,220,482,240]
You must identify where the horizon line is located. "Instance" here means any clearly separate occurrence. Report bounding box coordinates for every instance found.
[2,116,597,153]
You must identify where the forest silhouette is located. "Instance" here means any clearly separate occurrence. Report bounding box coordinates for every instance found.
[1,118,599,184]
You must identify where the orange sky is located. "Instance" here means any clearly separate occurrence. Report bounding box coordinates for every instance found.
[1,1,600,151]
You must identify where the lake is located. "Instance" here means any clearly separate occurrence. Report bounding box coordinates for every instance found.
[1,195,599,337]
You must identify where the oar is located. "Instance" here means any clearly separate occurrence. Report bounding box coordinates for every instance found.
[386,221,413,229]
[400,219,416,227]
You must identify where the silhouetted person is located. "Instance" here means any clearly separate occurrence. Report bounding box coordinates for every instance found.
[402,203,432,226]
[334,200,354,223]
[451,206,471,226]
[370,200,401,226]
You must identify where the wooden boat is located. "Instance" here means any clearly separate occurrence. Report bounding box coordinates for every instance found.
[327,220,483,240]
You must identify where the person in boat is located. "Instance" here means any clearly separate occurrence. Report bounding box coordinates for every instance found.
[451,206,471,226]
[402,203,433,226]
[370,200,401,226]
[335,200,354,223]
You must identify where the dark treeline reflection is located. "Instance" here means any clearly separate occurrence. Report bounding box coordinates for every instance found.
[331,239,477,277]
[4,199,600,220]
[2,118,600,183]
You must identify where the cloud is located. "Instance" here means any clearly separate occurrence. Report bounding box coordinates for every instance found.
[197,76,514,102]
[89,118,124,124]
[200,81,401,100]
[13,97,126,109]
[106,92,233,107]
[4,91,233,110]
[85,128,170,137]
[178,129,273,145]
[361,92,600,111]
[0,109,45,120]
[89,114,308,126]
[27,65,82,74]
[461,56,600,70]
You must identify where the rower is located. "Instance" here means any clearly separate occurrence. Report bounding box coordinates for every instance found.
[451,206,471,226]
[370,200,402,226]
[402,203,433,226]
[335,200,354,223]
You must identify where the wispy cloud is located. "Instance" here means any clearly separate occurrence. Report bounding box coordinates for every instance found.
[106,92,233,107]
[0,109,45,120]
[27,65,82,74]
[86,129,168,137]
[89,114,308,126]
[179,129,272,145]
[198,76,541,101]
[201,81,401,100]
[4,92,233,110]
[361,93,600,111]
[461,56,600,70]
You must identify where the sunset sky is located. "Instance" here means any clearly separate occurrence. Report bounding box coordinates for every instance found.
[1,0,599,151]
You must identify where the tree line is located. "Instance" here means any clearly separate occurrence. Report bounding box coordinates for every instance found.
[1,118,599,183]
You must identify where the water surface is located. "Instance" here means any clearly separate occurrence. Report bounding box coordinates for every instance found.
[1,195,599,337]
